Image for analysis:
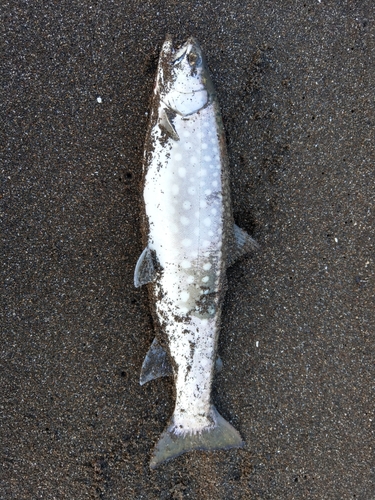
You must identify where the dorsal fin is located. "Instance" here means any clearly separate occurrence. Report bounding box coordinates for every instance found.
[227,224,259,267]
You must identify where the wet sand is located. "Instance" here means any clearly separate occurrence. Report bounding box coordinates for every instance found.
[2,1,374,498]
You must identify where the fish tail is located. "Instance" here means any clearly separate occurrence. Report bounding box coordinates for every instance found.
[150,406,243,469]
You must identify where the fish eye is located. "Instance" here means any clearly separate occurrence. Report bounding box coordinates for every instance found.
[187,50,201,67]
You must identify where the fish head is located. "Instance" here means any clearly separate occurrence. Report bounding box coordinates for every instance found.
[156,36,215,116]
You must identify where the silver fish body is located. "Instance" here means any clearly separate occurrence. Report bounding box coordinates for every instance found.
[135,36,258,468]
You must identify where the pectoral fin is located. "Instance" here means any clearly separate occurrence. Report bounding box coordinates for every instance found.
[140,338,173,386]
[227,224,259,267]
[134,247,157,287]
[159,107,180,141]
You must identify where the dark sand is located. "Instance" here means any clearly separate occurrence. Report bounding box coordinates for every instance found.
[2,1,374,498]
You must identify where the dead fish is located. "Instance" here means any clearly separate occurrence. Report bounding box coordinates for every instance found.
[134,35,258,469]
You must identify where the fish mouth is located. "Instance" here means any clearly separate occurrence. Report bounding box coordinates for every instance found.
[157,35,215,105]
[168,36,203,67]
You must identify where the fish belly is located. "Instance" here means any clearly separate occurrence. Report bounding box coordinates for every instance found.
[144,104,225,430]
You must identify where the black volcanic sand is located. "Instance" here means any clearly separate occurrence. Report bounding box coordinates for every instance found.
[2,2,374,498]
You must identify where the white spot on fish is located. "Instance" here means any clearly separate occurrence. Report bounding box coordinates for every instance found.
[190,156,198,165]
[184,142,192,150]
[171,223,178,234]
[186,275,194,284]
[203,263,212,271]
[180,216,190,225]
[183,130,190,137]
[182,238,192,247]
[202,240,210,248]
[205,189,212,195]
[194,227,199,235]
[200,200,207,208]
[204,155,211,162]
[198,169,207,177]
[202,143,208,149]
[172,184,179,195]
[203,217,211,226]
[190,250,198,258]
[175,153,182,161]
[180,291,190,302]
[183,200,192,210]
[180,306,189,314]
[202,276,209,283]
[211,208,217,215]
[212,180,218,187]
[178,167,186,177]
[181,260,191,269]
[188,186,196,195]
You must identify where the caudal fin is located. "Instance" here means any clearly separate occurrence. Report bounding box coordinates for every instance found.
[150,406,243,469]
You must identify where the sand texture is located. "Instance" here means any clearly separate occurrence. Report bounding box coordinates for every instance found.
[2,1,374,498]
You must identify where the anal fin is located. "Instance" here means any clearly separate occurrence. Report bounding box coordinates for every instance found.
[140,338,223,386]
[140,337,173,386]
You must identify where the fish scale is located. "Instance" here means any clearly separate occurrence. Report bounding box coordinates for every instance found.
[134,35,259,468]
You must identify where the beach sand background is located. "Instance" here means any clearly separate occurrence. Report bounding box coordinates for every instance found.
[2,1,374,498]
